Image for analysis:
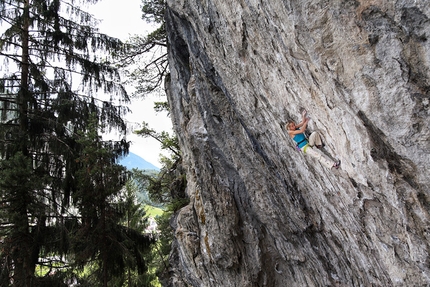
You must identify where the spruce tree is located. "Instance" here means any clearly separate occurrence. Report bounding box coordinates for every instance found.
[0,0,131,285]
[71,116,153,287]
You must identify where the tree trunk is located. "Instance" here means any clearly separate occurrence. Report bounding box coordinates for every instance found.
[19,0,30,155]
[12,0,34,286]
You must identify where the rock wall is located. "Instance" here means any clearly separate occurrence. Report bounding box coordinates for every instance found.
[164,0,430,286]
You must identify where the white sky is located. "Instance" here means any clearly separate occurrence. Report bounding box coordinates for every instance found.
[88,0,173,168]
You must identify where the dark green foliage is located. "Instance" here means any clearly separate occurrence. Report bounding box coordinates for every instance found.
[68,116,154,286]
[120,180,158,287]
[141,0,165,24]
[0,0,153,286]
[153,101,169,113]
[0,152,46,286]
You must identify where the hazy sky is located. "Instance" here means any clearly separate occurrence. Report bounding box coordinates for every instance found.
[89,0,172,168]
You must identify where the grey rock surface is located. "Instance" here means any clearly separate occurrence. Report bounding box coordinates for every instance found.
[164,0,430,286]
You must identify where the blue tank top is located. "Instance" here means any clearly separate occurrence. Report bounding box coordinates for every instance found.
[293,132,308,148]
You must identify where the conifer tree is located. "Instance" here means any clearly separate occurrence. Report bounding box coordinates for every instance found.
[0,0,131,285]
[71,116,153,287]
[120,180,157,287]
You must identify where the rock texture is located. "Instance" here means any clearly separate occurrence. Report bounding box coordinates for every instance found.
[164,0,430,286]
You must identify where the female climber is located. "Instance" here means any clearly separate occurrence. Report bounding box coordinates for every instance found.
[286,110,340,170]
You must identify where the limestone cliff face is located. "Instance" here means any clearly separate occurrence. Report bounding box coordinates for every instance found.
[164,0,429,286]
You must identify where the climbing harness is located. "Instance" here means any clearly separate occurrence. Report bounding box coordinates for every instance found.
[296,138,308,147]
[294,134,309,152]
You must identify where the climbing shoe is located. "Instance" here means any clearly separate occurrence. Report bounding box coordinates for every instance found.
[333,160,341,169]
[316,143,325,149]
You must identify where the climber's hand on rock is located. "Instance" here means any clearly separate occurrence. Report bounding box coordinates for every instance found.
[302,109,307,118]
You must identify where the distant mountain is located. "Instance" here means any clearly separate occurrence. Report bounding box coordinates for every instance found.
[119,152,159,171]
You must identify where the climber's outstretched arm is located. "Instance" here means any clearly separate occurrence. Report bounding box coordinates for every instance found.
[295,110,308,128]
[295,119,306,128]
[298,117,309,131]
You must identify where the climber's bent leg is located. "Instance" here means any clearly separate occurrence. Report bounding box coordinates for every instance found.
[303,145,334,169]
[308,132,323,147]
